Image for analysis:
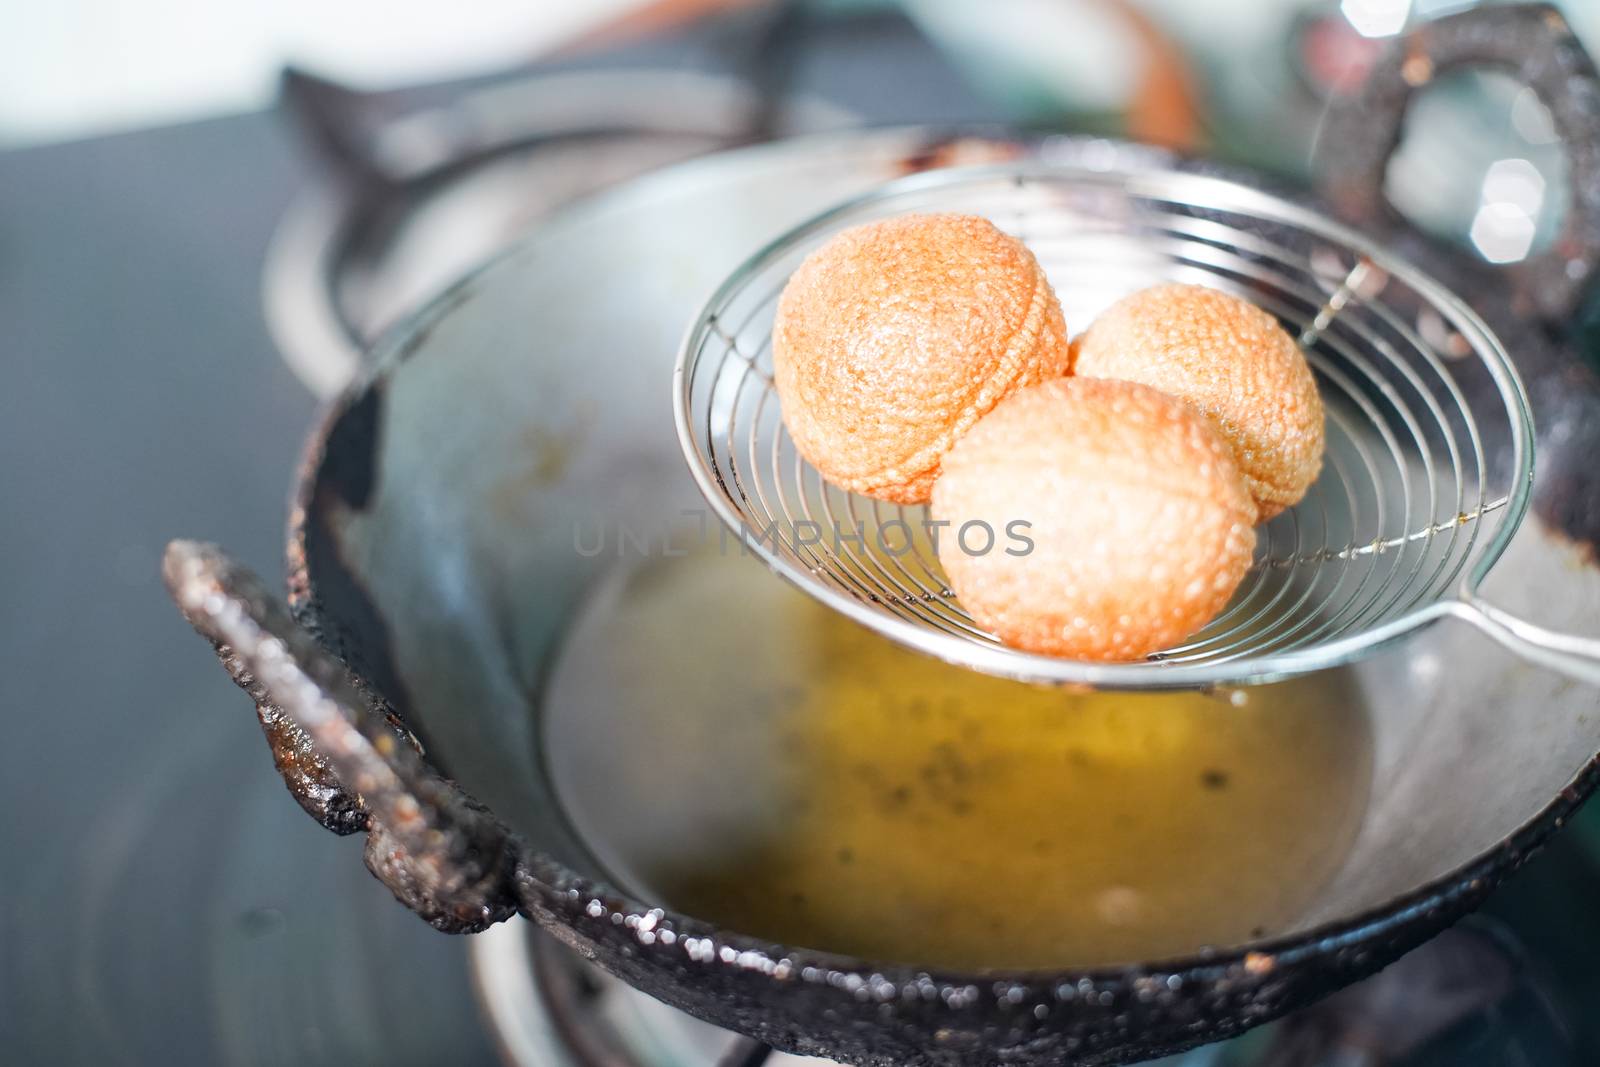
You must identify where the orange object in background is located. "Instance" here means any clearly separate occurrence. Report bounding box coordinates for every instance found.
[565,0,1203,150]
[1107,0,1202,151]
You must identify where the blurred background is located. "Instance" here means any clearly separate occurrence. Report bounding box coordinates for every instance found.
[6,1,1600,1064]
[7,0,1588,291]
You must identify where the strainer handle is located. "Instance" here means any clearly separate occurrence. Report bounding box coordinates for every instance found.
[1448,595,1600,687]
[1317,2,1600,321]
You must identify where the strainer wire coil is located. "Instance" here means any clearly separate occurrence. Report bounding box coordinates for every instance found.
[673,163,1533,689]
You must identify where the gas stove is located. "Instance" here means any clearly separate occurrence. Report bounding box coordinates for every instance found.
[5,4,1599,1066]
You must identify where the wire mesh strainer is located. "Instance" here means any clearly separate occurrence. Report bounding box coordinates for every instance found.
[674,162,1600,689]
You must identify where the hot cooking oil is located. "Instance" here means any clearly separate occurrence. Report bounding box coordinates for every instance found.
[543,551,1372,970]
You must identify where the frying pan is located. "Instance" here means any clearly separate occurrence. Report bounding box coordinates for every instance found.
[167,7,1600,1065]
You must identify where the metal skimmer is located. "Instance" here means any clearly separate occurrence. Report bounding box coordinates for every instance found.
[675,163,1600,688]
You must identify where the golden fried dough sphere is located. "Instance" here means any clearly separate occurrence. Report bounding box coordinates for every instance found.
[932,377,1257,661]
[772,213,1071,504]
[1073,283,1324,520]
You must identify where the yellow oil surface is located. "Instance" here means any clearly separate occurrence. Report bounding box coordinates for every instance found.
[544,551,1373,971]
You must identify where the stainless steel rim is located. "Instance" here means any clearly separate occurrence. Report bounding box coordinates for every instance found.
[674,162,1535,689]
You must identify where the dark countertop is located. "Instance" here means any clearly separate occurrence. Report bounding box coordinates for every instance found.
[0,108,506,1064]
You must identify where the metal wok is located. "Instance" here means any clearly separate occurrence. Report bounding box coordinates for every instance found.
[168,7,1600,1064]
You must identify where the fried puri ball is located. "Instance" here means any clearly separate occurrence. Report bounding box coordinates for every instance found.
[772,213,1071,504]
[932,377,1257,661]
[1073,283,1324,520]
